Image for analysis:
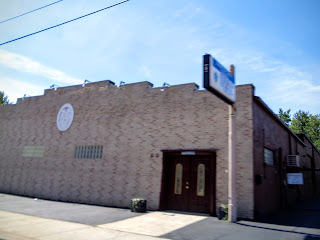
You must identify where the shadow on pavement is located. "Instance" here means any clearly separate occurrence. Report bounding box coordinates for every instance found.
[305,236,320,240]
[161,197,320,240]
[0,193,145,225]
[257,196,320,229]
[258,209,320,229]
[160,217,320,240]
[236,222,320,237]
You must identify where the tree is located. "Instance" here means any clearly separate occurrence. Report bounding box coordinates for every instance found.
[290,110,320,151]
[308,114,320,150]
[0,91,11,105]
[278,108,291,126]
[290,110,311,134]
[277,108,320,151]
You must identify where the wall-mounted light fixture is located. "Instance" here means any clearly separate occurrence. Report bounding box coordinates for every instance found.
[160,82,170,91]
[82,79,91,87]
[117,81,126,88]
[50,84,60,90]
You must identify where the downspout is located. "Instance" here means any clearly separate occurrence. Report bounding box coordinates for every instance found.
[284,131,292,207]
[311,146,317,195]
[278,147,284,208]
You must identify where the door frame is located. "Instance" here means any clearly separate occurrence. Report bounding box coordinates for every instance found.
[159,149,217,216]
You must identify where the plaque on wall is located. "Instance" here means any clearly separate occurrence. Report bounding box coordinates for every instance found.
[57,103,74,131]
[287,173,304,185]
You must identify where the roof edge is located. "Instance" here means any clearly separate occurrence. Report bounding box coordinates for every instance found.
[254,96,306,147]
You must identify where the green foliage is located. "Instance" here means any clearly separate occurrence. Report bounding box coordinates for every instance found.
[0,91,11,105]
[290,110,310,134]
[278,108,291,126]
[220,204,228,221]
[278,109,320,151]
[131,198,146,213]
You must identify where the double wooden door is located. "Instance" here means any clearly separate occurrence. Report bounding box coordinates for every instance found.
[163,153,215,214]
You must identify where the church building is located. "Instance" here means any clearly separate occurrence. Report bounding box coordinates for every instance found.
[0,79,319,220]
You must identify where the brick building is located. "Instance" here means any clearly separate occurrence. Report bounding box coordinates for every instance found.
[0,80,319,220]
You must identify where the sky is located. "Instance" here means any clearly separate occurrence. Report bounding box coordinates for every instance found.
[0,0,319,115]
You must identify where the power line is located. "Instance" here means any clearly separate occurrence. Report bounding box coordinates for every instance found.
[0,0,64,24]
[0,0,130,46]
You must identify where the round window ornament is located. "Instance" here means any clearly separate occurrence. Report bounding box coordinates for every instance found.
[57,103,74,131]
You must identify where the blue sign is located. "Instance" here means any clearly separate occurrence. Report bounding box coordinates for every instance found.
[203,54,235,104]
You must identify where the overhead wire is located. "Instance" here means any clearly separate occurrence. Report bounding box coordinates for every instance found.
[0,0,130,46]
[0,0,64,24]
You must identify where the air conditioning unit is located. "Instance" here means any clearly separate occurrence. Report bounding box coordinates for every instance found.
[287,155,300,167]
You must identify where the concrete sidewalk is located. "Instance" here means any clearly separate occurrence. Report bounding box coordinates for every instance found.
[0,193,320,240]
[0,210,169,240]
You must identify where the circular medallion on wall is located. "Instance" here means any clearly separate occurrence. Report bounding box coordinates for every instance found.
[57,103,74,131]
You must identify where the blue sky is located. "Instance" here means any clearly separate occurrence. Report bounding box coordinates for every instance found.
[0,0,319,115]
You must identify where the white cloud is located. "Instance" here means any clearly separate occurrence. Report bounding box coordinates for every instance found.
[0,49,82,85]
[0,76,46,103]
[209,48,320,114]
[272,79,320,104]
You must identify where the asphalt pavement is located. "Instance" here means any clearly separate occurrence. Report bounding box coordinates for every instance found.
[0,193,319,240]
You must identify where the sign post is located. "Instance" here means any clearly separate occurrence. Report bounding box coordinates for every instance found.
[203,54,237,223]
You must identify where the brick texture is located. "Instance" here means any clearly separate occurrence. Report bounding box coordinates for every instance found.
[0,81,235,214]
[252,97,320,219]
[3,80,314,220]
[234,85,255,219]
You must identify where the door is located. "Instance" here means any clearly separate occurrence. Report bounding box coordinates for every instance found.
[163,153,215,214]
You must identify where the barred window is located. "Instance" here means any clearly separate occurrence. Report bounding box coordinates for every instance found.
[74,146,103,159]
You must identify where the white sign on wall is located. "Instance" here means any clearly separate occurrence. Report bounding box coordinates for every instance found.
[287,173,304,185]
[57,103,74,131]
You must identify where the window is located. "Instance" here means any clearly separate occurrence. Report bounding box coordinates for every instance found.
[197,164,205,196]
[264,148,274,166]
[74,146,103,159]
[22,146,45,158]
[174,164,183,195]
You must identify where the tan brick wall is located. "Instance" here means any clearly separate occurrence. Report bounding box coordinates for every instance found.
[234,84,255,219]
[0,82,228,209]
[0,81,257,218]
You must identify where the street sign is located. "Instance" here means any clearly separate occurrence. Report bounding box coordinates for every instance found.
[287,173,304,185]
[203,54,235,104]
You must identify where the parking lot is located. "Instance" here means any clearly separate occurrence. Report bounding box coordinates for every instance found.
[0,193,319,240]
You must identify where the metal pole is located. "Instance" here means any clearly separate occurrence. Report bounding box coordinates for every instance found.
[228,104,237,222]
[228,65,237,222]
